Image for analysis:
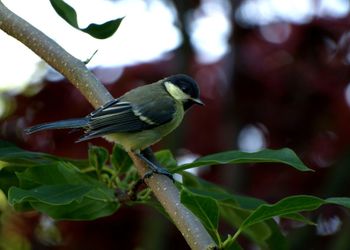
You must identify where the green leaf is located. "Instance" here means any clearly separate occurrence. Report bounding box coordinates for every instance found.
[30,197,116,220]
[181,172,237,202]
[8,162,119,220]
[232,194,314,225]
[226,195,350,247]
[180,188,221,243]
[220,203,272,245]
[49,0,78,27]
[88,145,109,172]
[49,0,123,39]
[181,172,304,249]
[0,168,19,194]
[0,140,87,170]
[282,213,316,226]
[9,184,92,205]
[233,194,266,210]
[82,19,124,39]
[155,150,177,170]
[172,148,312,173]
[111,144,132,173]
[264,220,289,250]
[181,172,272,244]
[240,196,350,231]
[326,197,350,208]
[240,195,323,230]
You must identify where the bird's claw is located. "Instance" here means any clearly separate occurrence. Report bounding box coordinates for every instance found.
[135,150,174,182]
[142,168,174,182]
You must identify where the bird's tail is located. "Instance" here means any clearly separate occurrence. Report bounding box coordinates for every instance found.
[25,118,89,134]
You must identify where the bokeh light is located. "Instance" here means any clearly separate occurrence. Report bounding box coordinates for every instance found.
[236,0,349,26]
[237,124,267,152]
[188,0,232,63]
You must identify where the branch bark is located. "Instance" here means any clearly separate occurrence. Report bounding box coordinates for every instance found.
[0,2,216,249]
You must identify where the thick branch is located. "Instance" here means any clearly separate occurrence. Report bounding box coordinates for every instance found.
[0,2,216,249]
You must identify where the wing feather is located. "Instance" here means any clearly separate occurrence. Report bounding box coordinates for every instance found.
[78,97,176,142]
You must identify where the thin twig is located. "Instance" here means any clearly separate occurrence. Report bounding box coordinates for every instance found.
[0,2,216,249]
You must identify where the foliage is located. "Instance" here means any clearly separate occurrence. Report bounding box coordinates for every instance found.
[170,148,313,172]
[1,141,350,249]
[49,0,123,39]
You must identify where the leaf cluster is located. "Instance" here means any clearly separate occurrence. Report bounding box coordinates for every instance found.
[1,141,350,249]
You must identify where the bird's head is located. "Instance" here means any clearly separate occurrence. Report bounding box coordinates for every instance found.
[163,74,204,110]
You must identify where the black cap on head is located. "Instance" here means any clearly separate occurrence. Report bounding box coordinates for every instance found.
[166,74,203,110]
[167,74,200,99]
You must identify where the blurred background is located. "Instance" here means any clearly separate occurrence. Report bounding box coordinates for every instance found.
[1,0,350,249]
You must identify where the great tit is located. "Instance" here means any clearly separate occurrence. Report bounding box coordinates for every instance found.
[25,74,204,178]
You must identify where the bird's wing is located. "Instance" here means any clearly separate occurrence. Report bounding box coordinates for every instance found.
[77,97,176,141]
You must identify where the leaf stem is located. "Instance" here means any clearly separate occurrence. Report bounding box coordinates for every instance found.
[223,228,242,249]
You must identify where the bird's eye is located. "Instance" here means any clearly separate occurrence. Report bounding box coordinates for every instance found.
[181,86,189,93]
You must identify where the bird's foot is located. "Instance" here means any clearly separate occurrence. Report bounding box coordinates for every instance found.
[134,150,174,182]
[143,168,174,182]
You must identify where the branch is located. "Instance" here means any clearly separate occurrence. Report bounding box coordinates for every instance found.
[0,2,216,249]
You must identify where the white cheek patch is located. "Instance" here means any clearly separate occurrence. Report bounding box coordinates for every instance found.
[164,81,190,101]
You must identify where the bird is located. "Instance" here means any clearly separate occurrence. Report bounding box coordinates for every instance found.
[25,74,204,179]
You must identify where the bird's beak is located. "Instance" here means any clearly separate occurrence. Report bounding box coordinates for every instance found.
[192,98,205,106]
